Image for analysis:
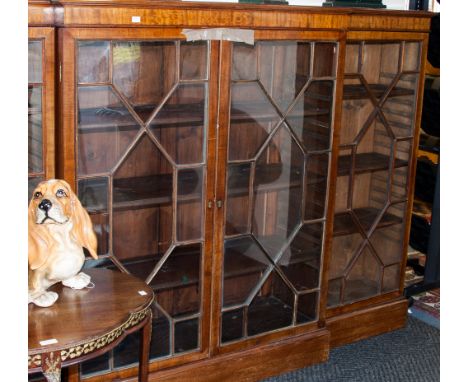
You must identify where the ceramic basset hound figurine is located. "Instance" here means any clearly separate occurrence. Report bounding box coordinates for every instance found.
[28,179,98,307]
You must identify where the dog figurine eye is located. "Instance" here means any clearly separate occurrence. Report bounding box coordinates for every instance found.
[34,191,43,199]
[56,189,67,198]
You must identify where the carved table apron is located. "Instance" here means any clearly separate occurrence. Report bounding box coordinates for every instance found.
[28,268,154,382]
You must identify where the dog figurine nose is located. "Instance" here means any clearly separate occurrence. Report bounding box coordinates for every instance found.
[38,199,52,212]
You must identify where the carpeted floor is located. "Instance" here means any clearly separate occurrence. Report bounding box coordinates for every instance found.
[262,317,439,382]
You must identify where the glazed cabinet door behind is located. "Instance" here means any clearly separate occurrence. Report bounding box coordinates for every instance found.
[28,28,54,196]
[60,30,214,378]
[327,38,424,310]
[218,36,339,347]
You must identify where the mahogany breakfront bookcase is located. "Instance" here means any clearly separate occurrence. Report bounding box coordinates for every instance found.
[28,1,432,381]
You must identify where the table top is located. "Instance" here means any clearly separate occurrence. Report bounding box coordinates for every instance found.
[28,268,154,358]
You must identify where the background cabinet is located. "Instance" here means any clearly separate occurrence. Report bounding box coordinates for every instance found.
[59,29,217,376]
[328,38,423,310]
[218,36,338,347]
[28,27,55,196]
[29,2,432,381]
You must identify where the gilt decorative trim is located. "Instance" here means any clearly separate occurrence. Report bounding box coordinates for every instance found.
[28,307,150,369]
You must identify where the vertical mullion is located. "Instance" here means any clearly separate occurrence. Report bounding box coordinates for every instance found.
[347,145,357,210]
[173,167,178,244]
[109,40,113,85]
[247,161,255,233]
[207,41,232,354]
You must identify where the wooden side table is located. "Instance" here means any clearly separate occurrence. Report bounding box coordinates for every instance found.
[28,268,154,382]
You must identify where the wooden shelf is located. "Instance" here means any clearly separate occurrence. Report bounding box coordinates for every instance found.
[81,169,201,213]
[78,101,331,133]
[113,174,174,211]
[231,102,331,124]
[78,103,205,132]
[228,163,327,198]
[343,84,414,101]
[327,278,380,307]
[107,246,201,291]
[149,251,200,291]
[222,295,314,343]
[333,207,402,237]
[337,152,408,176]
[224,232,322,279]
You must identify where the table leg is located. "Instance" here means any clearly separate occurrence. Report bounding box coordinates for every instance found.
[138,310,152,382]
[41,351,62,382]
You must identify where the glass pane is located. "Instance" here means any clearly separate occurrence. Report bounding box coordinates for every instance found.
[221,308,244,343]
[327,278,342,307]
[247,272,294,336]
[252,125,304,260]
[330,40,413,308]
[353,114,393,230]
[150,83,206,165]
[78,177,109,256]
[232,43,257,81]
[403,42,421,72]
[28,86,43,173]
[180,41,208,80]
[229,82,281,161]
[174,318,199,353]
[28,40,42,83]
[113,331,139,368]
[334,160,350,213]
[338,96,374,145]
[392,165,410,203]
[222,39,335,341]
[343,246,381,303]
[297,292,319,323]
[223,236,271,308]
[313,43,336,78]
[113,134,173,281]
[77,41,110,83]
[113,41,176,123]
[286,81,334,152]
[177,167,204,241]
[258,42,311,113]
[77,86,140,176]
[330,227,364,279]
[28,176,43,200]
[149,304,170,360]
[81,352,110,377]
[278,223,323,292]
[369,223,405,266]
[78,177,108,213]
[344,43,360,74]
[305,153,329,220]
[149,244,201,318]
[226,163,251,236]
[221,309,244,343]
[364,169,392,230]
[381,74,418,138]
[382,264,401,292]
[362,42,400,91]
[83,256,115,270]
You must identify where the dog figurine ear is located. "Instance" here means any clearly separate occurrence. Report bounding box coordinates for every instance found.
[69,192,98,259]
[28,196,54,270]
